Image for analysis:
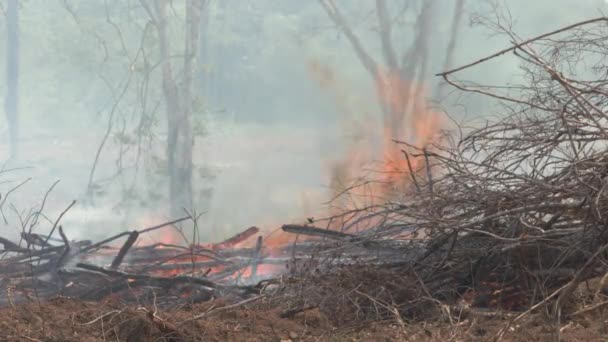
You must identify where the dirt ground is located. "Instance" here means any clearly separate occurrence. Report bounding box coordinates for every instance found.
[0,296,606,341]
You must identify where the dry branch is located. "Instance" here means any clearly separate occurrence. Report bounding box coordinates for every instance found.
[273,16,608,325]
[110,231,139,269]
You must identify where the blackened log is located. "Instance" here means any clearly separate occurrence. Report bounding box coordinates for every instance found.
[250,236,263,279]
[21,232,51,247]
[81,216,190,253]
[0,237,28,252]
[214,226,259,248]
[54,226,70,268]
[110,231,139,269]
[282,224,402,250]
[76,262,219,289]
[280,305,318,318]
[282,224,355,240]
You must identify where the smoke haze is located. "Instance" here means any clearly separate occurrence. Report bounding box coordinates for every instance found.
[0,0,606,243]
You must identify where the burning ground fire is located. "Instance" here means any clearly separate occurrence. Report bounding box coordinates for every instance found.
[118,59,440,287]
[306,59,443,232]
[0,59,443,310]
[115,59,445,283]
[122,223,287,281]
[0,216,307,308]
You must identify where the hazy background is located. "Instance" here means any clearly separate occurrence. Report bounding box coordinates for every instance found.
[0,0,606,243]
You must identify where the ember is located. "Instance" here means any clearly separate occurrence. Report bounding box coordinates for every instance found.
[0,216,293,309]
[0,210,420,311]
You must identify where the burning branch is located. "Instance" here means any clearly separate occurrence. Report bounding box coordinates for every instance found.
[110,231,139,269]
[272,15,608,328]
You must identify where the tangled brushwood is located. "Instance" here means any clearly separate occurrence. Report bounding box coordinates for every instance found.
[275,17,608,333]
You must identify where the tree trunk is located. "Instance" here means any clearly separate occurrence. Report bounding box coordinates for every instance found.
[154,0,205,218]
[436,0,465,100]
[198,1,210,100]
[5,0,19,159]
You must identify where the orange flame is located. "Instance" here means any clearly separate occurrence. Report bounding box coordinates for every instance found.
[123,60,444,282]
[376,66,443,192]
[308,60,443,206]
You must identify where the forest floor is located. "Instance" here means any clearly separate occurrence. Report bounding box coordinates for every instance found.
[0,296,605,341]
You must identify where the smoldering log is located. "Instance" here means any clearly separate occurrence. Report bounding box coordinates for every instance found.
[81,216,191,253]
[281,224,355,240]
[0,221,283,309]
[0,237,28,253]
[213,226,260,248]
[281,224,405,251]
[21,232,52,248]
[76,263,220,289]
[110,230,139,269]
[54,226,71,268]
[250,236,263,279]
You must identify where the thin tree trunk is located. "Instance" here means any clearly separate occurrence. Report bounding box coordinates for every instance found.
[436,0,465,100]
[174,0,204,218]
[154,0,205,218]
[155,0,186,218]
[5,0,19,159]
[396,0,436,142]
[198,1,210,99]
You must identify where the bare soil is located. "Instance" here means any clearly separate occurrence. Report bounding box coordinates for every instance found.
[0,296,606,341]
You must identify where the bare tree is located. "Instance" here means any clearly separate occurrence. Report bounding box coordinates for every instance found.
[318,0,438,151]
[436,0,465,100]
[142,0,207,218]
[5,0,19,159]
[316,0,467,202]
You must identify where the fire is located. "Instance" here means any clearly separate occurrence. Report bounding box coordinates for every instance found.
[263,226,299,248]
[233,264,284,280]
[125,221,290,280]
[131,215,185,247]
[101,61,443,284]
[308,59,442,203]
[376,67,412,119]
[375,66,443,190]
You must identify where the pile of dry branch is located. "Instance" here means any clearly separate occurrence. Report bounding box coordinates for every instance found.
[270,17,608,332]
[0,216,290,309]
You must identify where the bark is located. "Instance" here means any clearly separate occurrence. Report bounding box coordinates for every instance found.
[436,0,465,100]
[319,0,437,142]
[153,0,206,218]
[396,0,436,142]
[317,1,441,196]
[5,0,19,159]
[198,1,210,99]
[318,0,378,77]
[375,0,398,71]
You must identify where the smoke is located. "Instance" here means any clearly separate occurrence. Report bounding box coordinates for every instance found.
[2,0,606,246]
